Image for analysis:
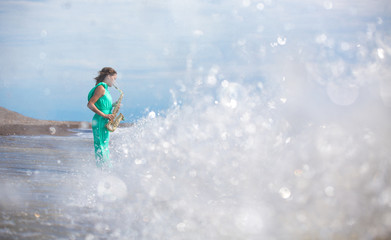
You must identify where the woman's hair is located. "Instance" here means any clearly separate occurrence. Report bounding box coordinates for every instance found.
[94,67,117,85]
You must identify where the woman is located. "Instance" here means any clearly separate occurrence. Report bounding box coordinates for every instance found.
[87,67,117,168]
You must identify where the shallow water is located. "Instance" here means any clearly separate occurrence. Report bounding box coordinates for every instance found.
[0,133,95,239]
[0,132,184,240]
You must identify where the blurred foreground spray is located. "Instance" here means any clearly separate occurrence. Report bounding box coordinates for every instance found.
[107,24,391,240]
[104,1,391,239]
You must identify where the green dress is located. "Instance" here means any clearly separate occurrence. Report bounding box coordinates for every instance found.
[88,82,113,168]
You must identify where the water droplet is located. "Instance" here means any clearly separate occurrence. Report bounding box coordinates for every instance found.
[279,187,291,199]
[240,112,250,122]
[340,42,351,51]
[238,39,246,46]
[135,158,146,165]
[207,66,219,86]
[49,127,56,135]
[377,48,385,59]
[85,234,94,240]
[176,222,186,232]
[221,80,229,88]
[189,170,197,177]
[294,169,303,176]
[193,29,203,37]
[323,1,333,10]
[97,176,127,202]
[148,111,156,119]
[229,99,238,108]
[256,3,265,10]
[245,124,256,134]
[316,34,328,44]
[143,216,150,222]
[242,0,251,7]
[257,82,264,90]
[325,186,335,197]
[267,101,276,109]
[145,174,153,179]
[162,141,170,148]
[277,36,287,45]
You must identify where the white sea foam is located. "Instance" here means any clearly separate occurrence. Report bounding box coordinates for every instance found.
[107,38,391,237]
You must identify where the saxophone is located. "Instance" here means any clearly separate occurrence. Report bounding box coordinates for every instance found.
[106,84,125,132]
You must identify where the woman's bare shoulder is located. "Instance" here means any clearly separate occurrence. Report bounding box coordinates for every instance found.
[95,85,106,93]
[91,85,106,99]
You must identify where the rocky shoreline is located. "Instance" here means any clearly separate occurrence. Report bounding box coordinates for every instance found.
[0,107,91,136]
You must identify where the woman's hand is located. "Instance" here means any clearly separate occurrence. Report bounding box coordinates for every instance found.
[105,114,115,121]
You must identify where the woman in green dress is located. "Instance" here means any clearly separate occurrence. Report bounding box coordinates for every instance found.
[87,67,117,168]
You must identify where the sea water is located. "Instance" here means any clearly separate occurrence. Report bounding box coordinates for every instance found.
[1,0,391,239]
[1,76,390,239]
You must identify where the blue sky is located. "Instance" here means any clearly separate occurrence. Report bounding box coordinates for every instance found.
[0,0,389,121]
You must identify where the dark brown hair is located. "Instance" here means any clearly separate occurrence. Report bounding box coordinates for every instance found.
[94,67,117,85]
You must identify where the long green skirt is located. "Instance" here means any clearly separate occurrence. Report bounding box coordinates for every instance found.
[92,114,112,168]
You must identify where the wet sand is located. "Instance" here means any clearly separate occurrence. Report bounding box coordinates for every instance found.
[0,107,91,136]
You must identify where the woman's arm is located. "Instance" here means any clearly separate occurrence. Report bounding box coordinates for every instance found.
[87,85,114,121]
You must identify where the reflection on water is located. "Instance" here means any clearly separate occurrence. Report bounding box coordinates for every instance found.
[0,134,95,239]
[0,133,170,239]
[0,133,185,239]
